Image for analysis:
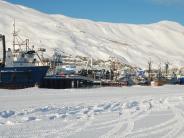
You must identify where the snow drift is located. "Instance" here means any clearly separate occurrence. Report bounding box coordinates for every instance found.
[0,0,184,68]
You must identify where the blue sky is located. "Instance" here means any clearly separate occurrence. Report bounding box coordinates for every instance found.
[6,0,184,25]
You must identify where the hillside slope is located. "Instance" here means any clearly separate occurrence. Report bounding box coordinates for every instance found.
[0,0,184,68]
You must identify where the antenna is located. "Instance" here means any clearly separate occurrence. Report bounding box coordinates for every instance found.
[13,19,15,51]
[13,19,18,52]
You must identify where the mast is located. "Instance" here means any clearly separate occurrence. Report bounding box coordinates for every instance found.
[165,62,169,77]
[12,20,29,52]
[13,19,17,52]
[148,59,152,81]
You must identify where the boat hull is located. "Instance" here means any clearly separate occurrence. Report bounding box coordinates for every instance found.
[0,66,49,89]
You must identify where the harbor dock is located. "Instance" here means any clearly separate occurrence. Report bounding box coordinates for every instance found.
[39,75,94,89]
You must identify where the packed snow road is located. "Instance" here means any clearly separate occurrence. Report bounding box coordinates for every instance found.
[0,85,184,138]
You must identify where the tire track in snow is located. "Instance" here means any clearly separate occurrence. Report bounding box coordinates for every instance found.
[100,105,151,138]
[162,106,184,138]
[127,97,183,138]
[93,109,150,132]
[127,115,177,138]
[120,119,134,137]
[102,97,177,137]
[42,117,94,138]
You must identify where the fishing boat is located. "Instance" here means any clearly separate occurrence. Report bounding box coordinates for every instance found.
[0,23,49,89]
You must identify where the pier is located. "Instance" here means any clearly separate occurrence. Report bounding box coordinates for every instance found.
[39,75,94,89]
[39,74,131,89]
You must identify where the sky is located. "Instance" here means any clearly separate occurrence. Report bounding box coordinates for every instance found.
[6,0,184,25]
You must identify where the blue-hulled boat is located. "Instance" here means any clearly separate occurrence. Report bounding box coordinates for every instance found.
[0,23,49,89]
[0,66,49,89]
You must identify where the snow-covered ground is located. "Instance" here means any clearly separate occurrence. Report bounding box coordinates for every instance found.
[1,85,184,138]
[1,1,184,68]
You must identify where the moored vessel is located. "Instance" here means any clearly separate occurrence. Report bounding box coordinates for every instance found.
[0,22,49,89]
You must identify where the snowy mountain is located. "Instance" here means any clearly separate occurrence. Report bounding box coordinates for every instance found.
[0,0,184,68]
